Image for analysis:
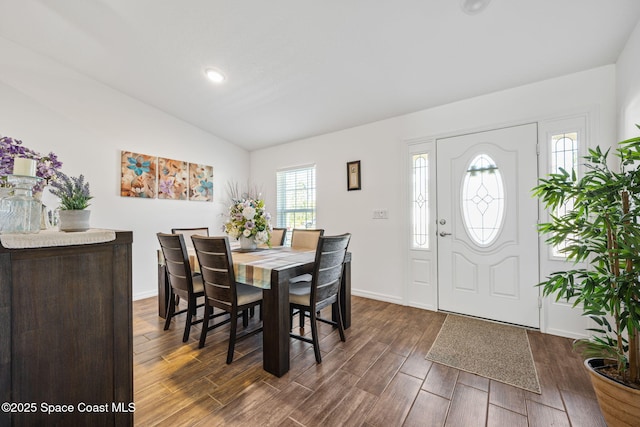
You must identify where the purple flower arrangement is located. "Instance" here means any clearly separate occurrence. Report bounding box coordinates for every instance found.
[0,135,63,191]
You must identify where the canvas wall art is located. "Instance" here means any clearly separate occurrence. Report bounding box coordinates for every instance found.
[121,151,157,198]
[157,157,188,200]
[188,163,213,201]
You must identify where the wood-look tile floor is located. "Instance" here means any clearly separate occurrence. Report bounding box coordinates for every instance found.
[133,296,606,427]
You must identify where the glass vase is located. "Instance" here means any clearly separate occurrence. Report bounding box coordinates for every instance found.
[0,187,13,234]
[0,175,43,234]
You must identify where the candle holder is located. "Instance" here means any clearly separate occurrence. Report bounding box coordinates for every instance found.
[0,175,44,234]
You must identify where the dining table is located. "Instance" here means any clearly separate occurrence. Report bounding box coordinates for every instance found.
[157,245,352,377]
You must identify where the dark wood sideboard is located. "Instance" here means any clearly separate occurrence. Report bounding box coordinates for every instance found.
[0,230,133,427]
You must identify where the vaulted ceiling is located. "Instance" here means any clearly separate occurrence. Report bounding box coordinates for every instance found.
[1,1,639,150]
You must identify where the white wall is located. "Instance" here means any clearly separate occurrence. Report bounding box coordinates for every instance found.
[250,66,617,329]
[0,29,625,322]
[617,20,640,140]
[0,37,250,299]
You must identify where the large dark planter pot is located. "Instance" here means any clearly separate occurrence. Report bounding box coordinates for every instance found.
[585,358,640,427]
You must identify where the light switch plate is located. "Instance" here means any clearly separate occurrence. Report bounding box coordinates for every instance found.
[373,209,388,219]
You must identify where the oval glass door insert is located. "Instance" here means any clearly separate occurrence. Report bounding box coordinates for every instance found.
[461,154,505,246]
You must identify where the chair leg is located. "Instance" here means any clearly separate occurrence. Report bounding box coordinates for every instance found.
[227,311,238,364]
[309,309,322,363]
[183,297,194,342]
[249,307,255,318]
[299,309,305,329]
[290,307,294,331]
[336,302,346,342]
[242,309,249,328]
[199,304,211,348]
[164,290,175,331]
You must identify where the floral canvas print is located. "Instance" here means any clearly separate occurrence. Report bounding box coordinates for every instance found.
[157,158,188,200]
[121,151,156,198]
[188,163,213,201]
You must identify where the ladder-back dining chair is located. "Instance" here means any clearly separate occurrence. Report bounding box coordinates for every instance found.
[290,228,325,326]
[157,232,207,342]
[171,227,209,249]
[290,228,324,250]
[258,227,287,248]
[191,235,263,364]
[167,227,209,308]
[270,227,287,247]
[289,233,351,363]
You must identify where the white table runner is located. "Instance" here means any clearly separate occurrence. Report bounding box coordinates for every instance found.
[0,228,116,249]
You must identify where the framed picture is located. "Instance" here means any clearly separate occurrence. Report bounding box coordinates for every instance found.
[120,151,157,198]
[188,163,214,201]
[347,160,361,191]
[158,157,188,200]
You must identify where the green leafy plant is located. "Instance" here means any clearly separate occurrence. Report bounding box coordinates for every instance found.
[49,172,93,210]
[533,126,640,387]
[533,129,640,388]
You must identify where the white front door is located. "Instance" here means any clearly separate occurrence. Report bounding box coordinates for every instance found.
[436,124,540,327]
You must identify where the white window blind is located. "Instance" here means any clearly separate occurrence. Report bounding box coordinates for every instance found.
[276,165,316,237]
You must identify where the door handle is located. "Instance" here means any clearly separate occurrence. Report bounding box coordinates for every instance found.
[439,231,452,237]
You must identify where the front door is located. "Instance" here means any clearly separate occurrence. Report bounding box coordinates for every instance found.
[436,124,540,327]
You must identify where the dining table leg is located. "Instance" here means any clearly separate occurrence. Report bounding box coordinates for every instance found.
[261,269,290,377]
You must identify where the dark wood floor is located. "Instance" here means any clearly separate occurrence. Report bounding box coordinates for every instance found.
[133,296,606,427]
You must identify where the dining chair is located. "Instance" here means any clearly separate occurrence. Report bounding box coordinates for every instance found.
[289,233,351,363]
[171,227,209,248]
[257,227,287,248]
[270,227,287,246]
[290,228,325,326]
[169,227,209,307]
[157,232,208,342]
[191,235,264,364]
[290,228,324,250]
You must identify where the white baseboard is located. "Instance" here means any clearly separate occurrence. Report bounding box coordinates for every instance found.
[352,289,403,305]
[133,290,157,301]
[544,327,589,340]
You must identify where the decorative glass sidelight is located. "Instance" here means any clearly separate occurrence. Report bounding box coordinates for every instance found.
[462,154,505,246]
[412,153,429,249]
[550,132,578,257]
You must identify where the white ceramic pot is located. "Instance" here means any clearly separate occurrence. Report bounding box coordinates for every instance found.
[59,209,91,232]
[239,235,257,250]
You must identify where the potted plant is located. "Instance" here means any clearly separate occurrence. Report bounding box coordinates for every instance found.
[533,130,640,426]
[49,172,93,232]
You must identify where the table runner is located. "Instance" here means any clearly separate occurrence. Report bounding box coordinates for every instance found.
[1,228,116,249]
[180,247,314,289]
[232,248,315,289]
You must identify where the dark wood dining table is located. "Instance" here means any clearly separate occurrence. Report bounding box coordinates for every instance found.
[157,246,352,377]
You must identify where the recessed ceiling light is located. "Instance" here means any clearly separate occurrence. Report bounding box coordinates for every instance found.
[460,0,491,15]
[205,68,226,84]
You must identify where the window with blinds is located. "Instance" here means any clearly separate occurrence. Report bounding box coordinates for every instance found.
[276,165,317,240]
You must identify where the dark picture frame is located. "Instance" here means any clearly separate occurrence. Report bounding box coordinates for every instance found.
[347,160,361,191]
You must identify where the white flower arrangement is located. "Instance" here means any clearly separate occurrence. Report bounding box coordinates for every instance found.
[222,184,272,245]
